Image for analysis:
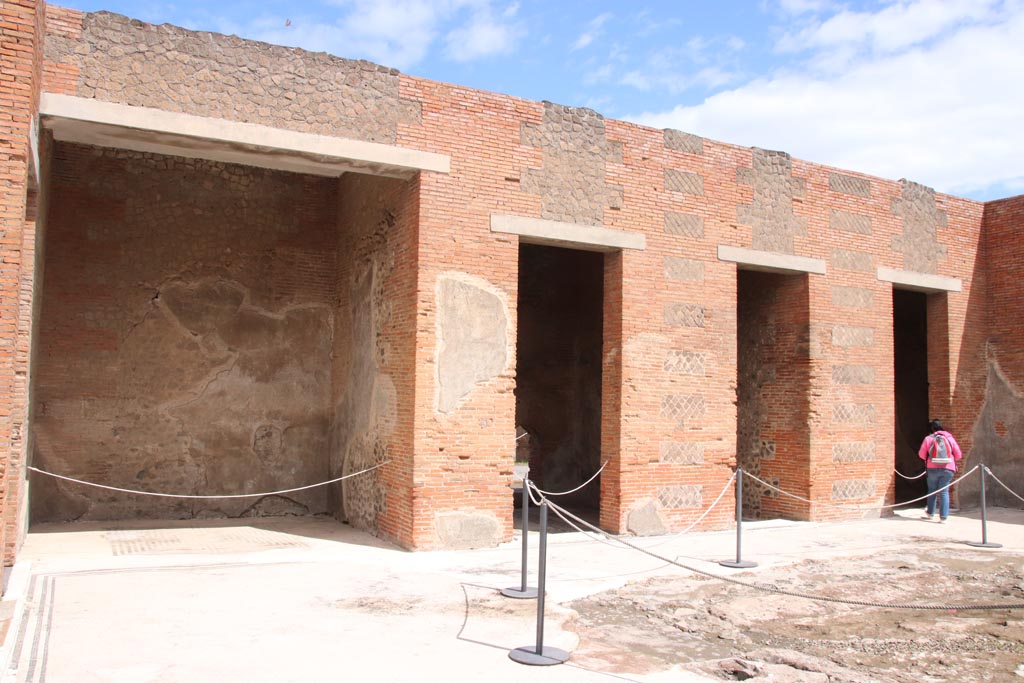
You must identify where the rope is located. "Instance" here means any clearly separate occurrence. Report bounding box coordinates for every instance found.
[26,461,389,500]
[529,460,609,497]
[523,471,735,552]
[895,468,927,480]
[985,467,1024,505]
[642,471,737,549]
[744,466,978,512]
[539,494,1024,611]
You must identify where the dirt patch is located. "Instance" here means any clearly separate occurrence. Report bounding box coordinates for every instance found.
[567,546,1024,682]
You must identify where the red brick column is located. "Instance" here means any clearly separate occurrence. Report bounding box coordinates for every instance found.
[0,0,45,568]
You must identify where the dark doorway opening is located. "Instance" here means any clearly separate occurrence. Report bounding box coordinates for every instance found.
[893,289,929,503]
[736,269,811,520]
[514,244,604,531]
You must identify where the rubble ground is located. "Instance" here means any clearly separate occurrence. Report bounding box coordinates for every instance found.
[568,545,1024,682]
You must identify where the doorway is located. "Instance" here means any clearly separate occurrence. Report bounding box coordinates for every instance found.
[736,269,811,520]
[514,244,604,528]
[893,289,929,503]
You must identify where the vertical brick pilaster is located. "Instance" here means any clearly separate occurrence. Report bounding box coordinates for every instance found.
[0,0,45,569]
[599,251,623,532]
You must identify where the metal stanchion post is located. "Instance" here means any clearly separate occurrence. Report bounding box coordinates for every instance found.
[967,464,1002,549]
[509,502,569,666]
[502,477,538,599]
[720,468,757,568]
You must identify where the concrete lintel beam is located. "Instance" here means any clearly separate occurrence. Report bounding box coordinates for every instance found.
[877,267,962,293]
[717,245,826,275]
[39,93,450,179]
[490,214,646,252]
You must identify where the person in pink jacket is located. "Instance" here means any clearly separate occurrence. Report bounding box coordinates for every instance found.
[918,419,962,522]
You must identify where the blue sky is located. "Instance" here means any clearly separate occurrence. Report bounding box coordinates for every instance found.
[56,0,1024,201]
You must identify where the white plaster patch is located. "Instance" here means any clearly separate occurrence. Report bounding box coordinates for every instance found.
[434,272,512,415]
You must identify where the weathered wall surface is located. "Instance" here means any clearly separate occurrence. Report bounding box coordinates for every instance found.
[9,4,1002,559]
[31,143,337,521]
[0,0,47,567]
[330,173,417,540]
[964,196,1024,507]
[736,271,811,519]
[43,9,420,143]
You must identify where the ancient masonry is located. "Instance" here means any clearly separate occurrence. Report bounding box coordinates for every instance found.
[0,2,1020,566]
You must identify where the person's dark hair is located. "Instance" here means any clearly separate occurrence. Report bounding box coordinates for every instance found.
[928,419,945,433]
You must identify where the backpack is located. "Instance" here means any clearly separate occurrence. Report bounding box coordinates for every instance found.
[929,433,952,465]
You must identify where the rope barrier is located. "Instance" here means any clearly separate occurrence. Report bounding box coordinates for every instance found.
[26,461,389,500]
[894,468,927,480]
[539,494,1024,611]
[529,460,609,497]
[642,471,737,549]
[984,467,1024,505]
[523,471,736,552]
[744,466,978,512]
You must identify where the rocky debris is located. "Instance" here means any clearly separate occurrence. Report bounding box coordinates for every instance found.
[568,547,1024,682]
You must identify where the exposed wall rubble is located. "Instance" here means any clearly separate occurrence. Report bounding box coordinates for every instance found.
[44,10,421,143]
[330,174,411,534]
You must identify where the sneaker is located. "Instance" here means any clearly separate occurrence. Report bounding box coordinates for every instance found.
[922,513,934,520]
[939,517,948,523]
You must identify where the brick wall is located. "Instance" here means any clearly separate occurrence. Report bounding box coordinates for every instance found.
[32,144,339,522]
[4,5,1008,555]
[737,270,811,519]
[962,195,1024,506]
[331,173,419,546]
[0,0,45,566]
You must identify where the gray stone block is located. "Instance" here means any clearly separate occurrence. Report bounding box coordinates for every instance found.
[830,209,872,235]
[832,325,874,347]
[664,350,706,375]
[831,479,875,500]
[658,485,702,509]
[665,169,705,195]
[660,441,706,464]
[664,256,705,282]
[664,303,705,328]
[829,172,872,197]
[663,129,704,154]
[832,442,875,462]
[664,212,705,238]
[627,499,667,536]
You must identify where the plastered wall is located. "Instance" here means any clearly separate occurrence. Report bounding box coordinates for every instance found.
[32,143,338,521]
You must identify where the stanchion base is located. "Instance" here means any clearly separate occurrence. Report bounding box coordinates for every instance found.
[500,586,539,599]
[509,646,570,666]
[966,541,1003,548]
[719,560,757,568]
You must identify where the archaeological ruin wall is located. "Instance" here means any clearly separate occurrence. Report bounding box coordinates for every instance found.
[31,144,339,521]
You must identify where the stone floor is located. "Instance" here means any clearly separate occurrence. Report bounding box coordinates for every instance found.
[0,507,1021,682]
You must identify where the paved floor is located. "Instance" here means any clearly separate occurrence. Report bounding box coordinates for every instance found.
[0,507,1021,683]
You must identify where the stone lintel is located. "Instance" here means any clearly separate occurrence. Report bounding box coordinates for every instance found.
[490,214,646,252]
[876,267,962,293]
[39,93,450,180]
[717,245,826,275]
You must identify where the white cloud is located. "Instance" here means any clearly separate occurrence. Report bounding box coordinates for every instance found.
[778,0,834,14]
[572,12,612,51]
[613,36,744,94]
[779,0,1002,54]
[627,4,1024,197]
[236,0,521,70]
[444,7,524,61]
